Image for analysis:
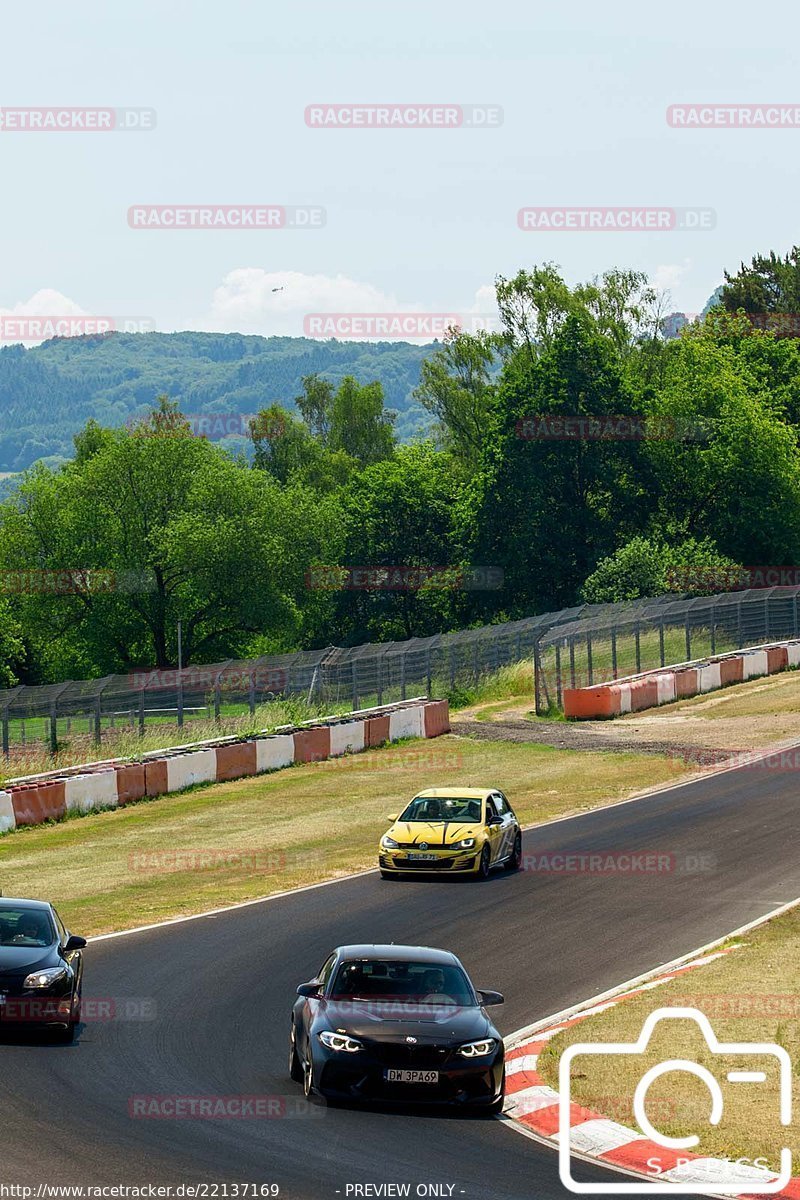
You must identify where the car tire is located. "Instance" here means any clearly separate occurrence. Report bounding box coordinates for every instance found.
[303,1057,325,1105]
[54,1021,76,1045]
[477,844,492,880]
[379,870,396,880]
[289,1025,303,1082]
[488,1091,505,1116]
[508,832,522,872]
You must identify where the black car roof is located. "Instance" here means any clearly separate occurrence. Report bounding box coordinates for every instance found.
[335,944,460,965]
[0,898,52,911]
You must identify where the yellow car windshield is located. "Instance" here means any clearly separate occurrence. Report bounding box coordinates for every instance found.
[399,796,482,822]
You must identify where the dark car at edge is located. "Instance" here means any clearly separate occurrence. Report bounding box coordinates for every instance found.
[289,943,505,1111]
[0,897,86,1042]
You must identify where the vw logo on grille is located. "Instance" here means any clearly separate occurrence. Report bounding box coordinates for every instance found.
[419,843,429,851]
[405,1036,417,1043]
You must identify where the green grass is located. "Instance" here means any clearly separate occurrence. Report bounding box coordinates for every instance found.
[539,903,800,1177]
[0,733,690,935]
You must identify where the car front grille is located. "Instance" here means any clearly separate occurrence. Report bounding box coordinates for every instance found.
[368,1041,452,1068]
[394,857,454,869]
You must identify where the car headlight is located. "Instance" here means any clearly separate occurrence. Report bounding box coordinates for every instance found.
[458,1038,497,1058]
[319,1031,364,1053]
[380,835,399,849]
[23,967,68,989]
[454,837,476,850]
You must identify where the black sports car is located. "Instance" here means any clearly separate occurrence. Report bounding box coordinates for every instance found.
[0,897,86,1042]
[289,943,505,1110]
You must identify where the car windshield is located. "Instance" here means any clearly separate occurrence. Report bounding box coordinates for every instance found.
[399,796,482,822]
[0,906,55,948]
[329,959,475,1006]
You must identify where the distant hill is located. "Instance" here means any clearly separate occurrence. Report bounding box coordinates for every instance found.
[0,331,440,472]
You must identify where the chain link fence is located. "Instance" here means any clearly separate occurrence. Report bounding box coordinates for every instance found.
[0,604,596,758]
[535,586,800,713]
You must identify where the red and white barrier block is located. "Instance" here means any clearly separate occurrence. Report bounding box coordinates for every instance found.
[563,640,800,720]
[0,698,450,836]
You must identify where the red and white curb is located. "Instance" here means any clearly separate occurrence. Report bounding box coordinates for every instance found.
[500,907,800,1198]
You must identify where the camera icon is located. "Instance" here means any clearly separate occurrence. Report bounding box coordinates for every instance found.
[558,1007,792,1194]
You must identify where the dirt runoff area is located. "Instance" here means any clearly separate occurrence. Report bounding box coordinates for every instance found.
[452,670,800,764]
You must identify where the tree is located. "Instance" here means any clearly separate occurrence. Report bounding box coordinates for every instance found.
[0,407,321,676]
[721,246,800,323]
[295,374,334,442]
[413,328,500,465]
[328,377,396,465]
[0,599,24,687]
[471,314,655,616]
[580,536,743,603]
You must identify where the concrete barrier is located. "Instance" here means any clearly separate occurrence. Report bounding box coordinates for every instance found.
[115,764,146,806]
[166,749,217,792]
[698,663,722,693]
[389,705,425,740]
[216,742,258,783]
[423,700,451,738]
[654,673,676,705]
[719,657,743,686]
[11,780,66,827]
[0,790,15,834]
[742,649,769,679]
[256,734,295,773]
[0,699,450,834]
[294,726,331,764]
[145,759,169,797]
[329,720,366,757]
[366,715,391,747]
[65,770,118,814]
[562,639,800,720]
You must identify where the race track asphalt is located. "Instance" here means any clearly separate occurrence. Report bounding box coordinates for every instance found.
[2,750,799,1200]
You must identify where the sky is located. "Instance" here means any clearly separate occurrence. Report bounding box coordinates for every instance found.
[1,0,799,342]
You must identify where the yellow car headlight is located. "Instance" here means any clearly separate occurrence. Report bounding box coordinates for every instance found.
[453,837,476,850]
[381,835,399,849]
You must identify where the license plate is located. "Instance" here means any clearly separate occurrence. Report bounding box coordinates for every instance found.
[407,853,437,861]
[385,1069,439,1084]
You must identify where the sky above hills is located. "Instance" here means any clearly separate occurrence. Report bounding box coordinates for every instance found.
[1,0,798,342]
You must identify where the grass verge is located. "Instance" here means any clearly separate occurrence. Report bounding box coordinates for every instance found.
[0,733,689,936]
[538,902,800,1177]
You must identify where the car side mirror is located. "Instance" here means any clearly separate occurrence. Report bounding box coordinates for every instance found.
[477,989,504,1007]
[487,814,503,827]
[296,983,322,998]
[386,813,398,823]
[64,935,87,953]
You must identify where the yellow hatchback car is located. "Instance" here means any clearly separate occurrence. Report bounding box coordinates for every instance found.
[378,787,522,880]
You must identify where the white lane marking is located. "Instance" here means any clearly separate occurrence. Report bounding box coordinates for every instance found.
[506,1054,539,1076]
[554,1119,641,1157]
[504,1085,559,1117]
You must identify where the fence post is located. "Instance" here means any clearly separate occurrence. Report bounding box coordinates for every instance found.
[377,654,384,707]
[1,702,9,760]
[400,654,406,701]
[765,594,770,643]
[49,701,58,756]
[448,645,455,691]
[533,637,543,716]
[425,647,432,698]
[138,689,145,736]
[569,638,576,689]
[795,592,799,638]
[710,606,716,656]
[737,599,743,647]
[555,644,562,709]
[249,671,256,716]
[685,619,691,662]
[214,675,222,722]
[611,628,618,679]
[587,633,593,687]
[352,660,359,711]
[635,625,641,673]
[176,671,184,728]
[94,694,102,747]
[659,620,665,667]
